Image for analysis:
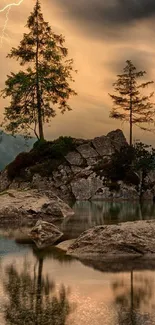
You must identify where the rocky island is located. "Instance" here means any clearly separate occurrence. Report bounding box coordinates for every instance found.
[0,129,155,203]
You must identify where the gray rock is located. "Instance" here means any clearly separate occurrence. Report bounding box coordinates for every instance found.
[76,166,93,179]
[29,220,63,248]
[31,174,55,191]
[92,183,139,200]
[92,186,112,200]
[77,143,98,159]
[65,151,84,166]
[115,182,139,200]
[0,189,74,226]
[68,220,155,258]
[107,129,127,151]
[92,136,114,156]
[0,170,11,192]
[92,129,127,157]
[71,175,102,200]
[86,157,98,166]
[71,166,82,175]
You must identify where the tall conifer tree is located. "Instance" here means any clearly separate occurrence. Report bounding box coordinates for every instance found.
[1,0,77,140]
[109,60,154,146]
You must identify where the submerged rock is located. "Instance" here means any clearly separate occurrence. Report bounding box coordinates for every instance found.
[0,189,74,226]
[67,220,155,259]
[30,220,63,248]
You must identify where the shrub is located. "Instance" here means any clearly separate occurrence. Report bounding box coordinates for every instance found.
[33,136,75,159]
[30,159,63,177]
[7,136,76,180]
[7,152,37,180]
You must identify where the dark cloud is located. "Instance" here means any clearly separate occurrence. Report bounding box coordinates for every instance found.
[53,0,155,37]
[105,49,155,75]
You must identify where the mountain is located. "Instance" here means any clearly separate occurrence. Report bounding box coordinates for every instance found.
[0,130,35,170]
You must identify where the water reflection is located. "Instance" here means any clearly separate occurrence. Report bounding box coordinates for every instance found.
[62,201,155,238]
[112,271,154,325]
[1,244,155,325]
[3,252,74,325]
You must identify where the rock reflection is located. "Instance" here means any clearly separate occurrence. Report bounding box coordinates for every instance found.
[3,255,74,325]
[112,271,153,325]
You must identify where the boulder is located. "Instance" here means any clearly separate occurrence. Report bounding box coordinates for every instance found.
[0,189,74,226]
[92,129,127,157]
[86,157,99,166]
[71,166,82,175]
[92,136,114,156]
[107,129,127,151]
[71,175,103,200]
[68,220,155,258]
[65,151,84,166]
[77,143,98,159]
[29,220,63,248]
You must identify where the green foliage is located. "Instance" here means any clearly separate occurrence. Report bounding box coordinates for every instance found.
[124,170,140,186]
[1,1,77,139]
[7,152,36,180]
[104,145,135,181]
[104,142,155,187]
[33,136,75,158]
[109,60,154,145]
[7,136,75,180]
[133,142,155,174]
[50,136,76,157]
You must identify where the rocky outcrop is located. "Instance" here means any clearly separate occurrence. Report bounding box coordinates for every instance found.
[0,189,74,226]
[0,129,153,201]
[67,220,155,258]
[29,220,63,248]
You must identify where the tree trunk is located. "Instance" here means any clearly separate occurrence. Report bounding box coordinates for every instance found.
[129,67,133,146]
[139,170,144,201]
[37,83,44,141]
[35,258,43,325]
[36,0,44,141]
[130,113,132,146]
[130,270,134,324]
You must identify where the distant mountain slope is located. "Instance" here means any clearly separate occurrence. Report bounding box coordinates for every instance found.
[0,130,35,170]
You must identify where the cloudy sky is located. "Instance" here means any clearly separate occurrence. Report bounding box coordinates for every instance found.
[0,0,155,144]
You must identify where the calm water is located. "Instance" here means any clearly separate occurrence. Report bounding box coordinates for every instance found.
[1,201,155,325]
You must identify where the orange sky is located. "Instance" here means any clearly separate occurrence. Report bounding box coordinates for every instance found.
[0,0,155,145]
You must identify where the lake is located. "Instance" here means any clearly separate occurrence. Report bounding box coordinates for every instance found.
[0,201,155,325]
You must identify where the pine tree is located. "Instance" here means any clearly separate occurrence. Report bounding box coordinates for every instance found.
[1,0,77,140]
[109,60,154,146]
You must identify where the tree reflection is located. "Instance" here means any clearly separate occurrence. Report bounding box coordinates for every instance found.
[3,257,73,325]
[112,270,153,325]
